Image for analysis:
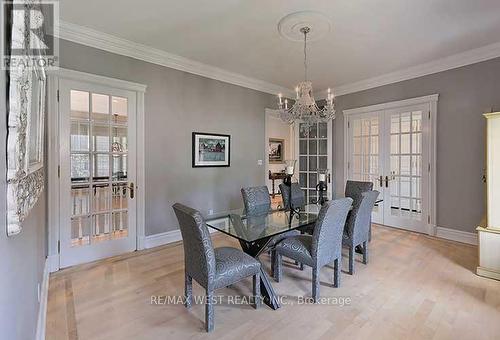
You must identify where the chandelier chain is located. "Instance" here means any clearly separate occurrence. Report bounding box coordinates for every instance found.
[303,28,308,81]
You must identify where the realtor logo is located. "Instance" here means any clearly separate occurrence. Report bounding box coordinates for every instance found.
[1,0,59,70]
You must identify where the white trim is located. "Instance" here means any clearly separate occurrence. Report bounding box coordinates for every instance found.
[477,266,500,281]
[47,68,147,93]
[57,21,294,98]
[327,41,500,96]
[343,94,439,116]
[47,74,60,272]
[35,258,49,340]
[136,91,146,250]
[143,228,218,249]
[436,227,478,245]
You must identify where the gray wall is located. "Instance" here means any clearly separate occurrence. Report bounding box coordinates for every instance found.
[334,57,500,233]
[0,72,47,339]
[59,39,275,235]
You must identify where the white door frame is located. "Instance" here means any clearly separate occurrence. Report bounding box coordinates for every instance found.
[343,94,438,236]
[47,68,146,272]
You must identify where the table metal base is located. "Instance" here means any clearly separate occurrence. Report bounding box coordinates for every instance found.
[238,237,281,310]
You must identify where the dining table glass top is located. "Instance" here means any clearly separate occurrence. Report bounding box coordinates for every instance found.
[205,204,321,243]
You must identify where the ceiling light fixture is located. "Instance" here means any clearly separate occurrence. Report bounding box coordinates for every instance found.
[277,26,335,133]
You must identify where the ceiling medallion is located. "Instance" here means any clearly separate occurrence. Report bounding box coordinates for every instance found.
[276,12,335,135]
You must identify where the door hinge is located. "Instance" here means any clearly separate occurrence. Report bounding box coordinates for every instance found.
[348,121,350,128]
[57,89,60,102]
[58,240,60,254]
[428,110,431,119]
[427,215,431,224]
[58,165,60,178]
[428,163,431,172]
[347,161,350,170]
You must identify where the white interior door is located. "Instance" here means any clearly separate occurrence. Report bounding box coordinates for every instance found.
[383,104,429,232]
[59,78,137,268]
[346,112,385,223]
[346,103,431,233]
[295,121,333,203]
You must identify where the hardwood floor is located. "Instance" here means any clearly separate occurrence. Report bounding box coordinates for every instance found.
[46,225,500,340]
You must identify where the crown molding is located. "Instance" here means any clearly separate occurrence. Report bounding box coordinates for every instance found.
[57,20,295,98]
[321,41,500,97]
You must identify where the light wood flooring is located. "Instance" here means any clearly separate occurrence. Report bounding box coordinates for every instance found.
[46,225,500,340]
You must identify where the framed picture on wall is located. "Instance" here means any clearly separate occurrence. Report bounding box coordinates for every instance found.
[269,138,285,164]
[192,132,231,167]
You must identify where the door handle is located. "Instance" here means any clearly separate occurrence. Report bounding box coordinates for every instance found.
[385,176,389,188]
[379,175,383,187]
[129,182,135,199]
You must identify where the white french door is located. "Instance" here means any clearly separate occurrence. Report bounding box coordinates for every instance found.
[346,100,434,233]
[295,120,333,203]
[58,79,137,268]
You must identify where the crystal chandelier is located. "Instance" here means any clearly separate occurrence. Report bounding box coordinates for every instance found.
[277,27,335,132]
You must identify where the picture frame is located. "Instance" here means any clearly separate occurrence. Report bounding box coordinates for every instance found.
[268,138,285,164]
[192,132,231,167]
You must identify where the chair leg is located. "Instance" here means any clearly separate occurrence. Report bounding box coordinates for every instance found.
[185,273,192,308]
[273,253,282,282]
[205,289,214,332]
[362,241,368,264]
[312,267,320,303]
[333,258,341,288]
[253,272,261,309]
[348,246,355,275]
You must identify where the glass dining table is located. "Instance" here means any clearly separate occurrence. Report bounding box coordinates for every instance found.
[205,204,321,310]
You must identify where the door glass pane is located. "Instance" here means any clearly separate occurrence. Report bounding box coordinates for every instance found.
[318,123,327,138]
[71,154,90,183]
[112,154,128,181]
[308,140,317,154]
[111,96,128,124]
[71,186,90,216]
[71,122,89,152]
[70,90,89,120]
[299,140,307,155]
[112,211,128,233]
[112,127,128,152]
[318,140,327,155]
[92,93,109,123]
[112,183,128,210]
[93,125,110,152]
[93,213,111,237]
[71,216,90,247]
[93,154,110,181]
[93,184,111,213]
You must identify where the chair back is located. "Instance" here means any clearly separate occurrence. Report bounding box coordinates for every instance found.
[345,180,373,206]
[345,190,380,244]
[279,182,305,210]
[311,198,353,266]
[241,186,271,215]
[172,203,216,288]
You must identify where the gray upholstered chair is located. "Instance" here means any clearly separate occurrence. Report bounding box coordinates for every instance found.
[345,180,374,241]
[273,198,353,302]
[241,186,300,271]
[172,203,261,332]
[279,182,306,210]
[342,190,379,275]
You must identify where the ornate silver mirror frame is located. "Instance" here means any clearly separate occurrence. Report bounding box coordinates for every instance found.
[6,0,47,236]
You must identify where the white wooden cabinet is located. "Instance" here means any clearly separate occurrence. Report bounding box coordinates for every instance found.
[477,112,500,280]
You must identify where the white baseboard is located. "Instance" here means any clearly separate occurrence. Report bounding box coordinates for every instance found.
[435,226,478,245]
[144,227,218,249]
[36,258,49,340]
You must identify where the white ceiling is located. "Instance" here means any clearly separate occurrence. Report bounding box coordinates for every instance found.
[60,0,500,92]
